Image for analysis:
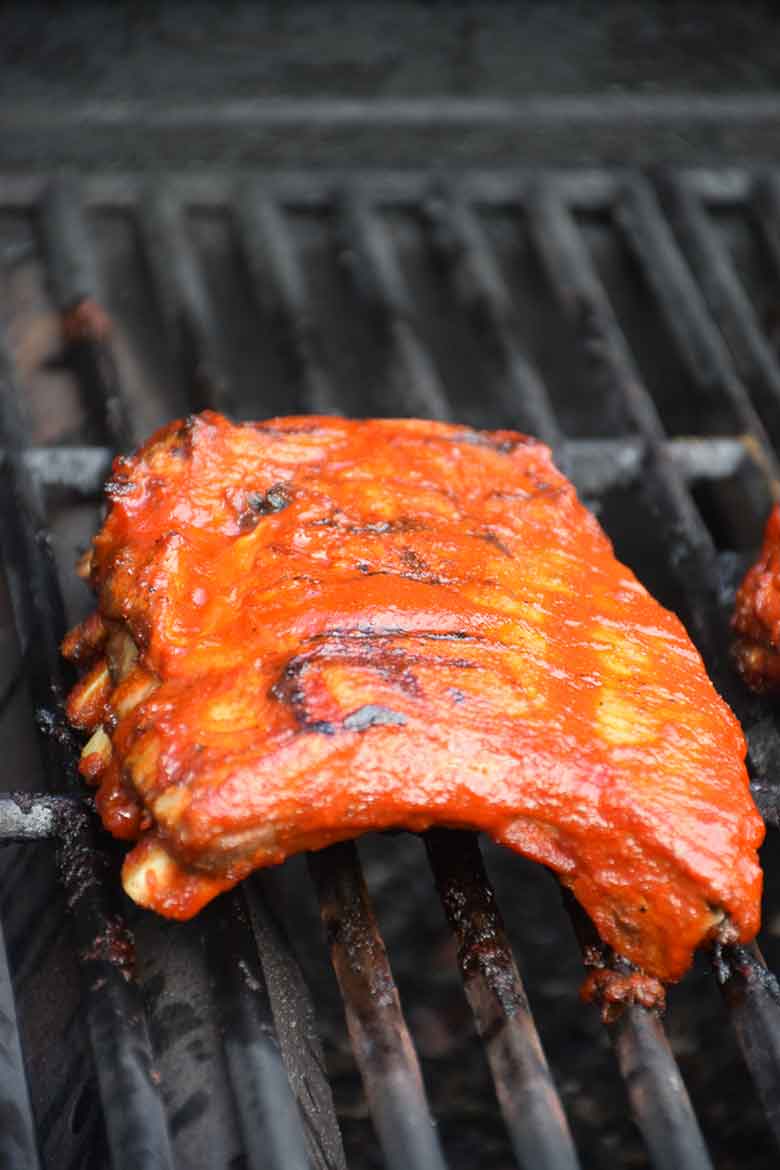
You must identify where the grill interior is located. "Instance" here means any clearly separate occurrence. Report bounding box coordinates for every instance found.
[2,168,780,1170]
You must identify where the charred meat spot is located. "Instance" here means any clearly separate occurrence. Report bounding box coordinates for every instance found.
[487,488,531,503]
[347,517,425,535]
[352,519,391,535]
[105,476,135,500]
[343,705,407,731]
[269,657,308,714]
[358,564,450,586]
[494,437,534,453]
[255,421,333,436]
[249,484,291,514]
[238,483,292,531]
[448,429,535,453]
[306,720,338,735]
[401,547,429,575]
[447,687,466,703]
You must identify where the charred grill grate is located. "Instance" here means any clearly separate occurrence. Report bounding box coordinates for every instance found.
[1,169,780,1169]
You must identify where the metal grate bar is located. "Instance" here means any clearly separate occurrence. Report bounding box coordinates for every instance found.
[233,189,589,1167]
[242,878,348,1170]
[309,841,449,1170]
[714,941,780,1147]
[338,196,451,419]
[138,187,235,415]
[524,187,717,1169]
[425,829,580,1170]
[0,168,630,215]
[609,1006,713,1170]
[134,222,342,1167]
[564,894,713,1170]
[751,173,780,283]
[2,169,777,1168]
[422,192,563,449]
[235,186,341,415]
[0,334,176,1170]
[20,447,113,498]
[38,177,136,451]
[336,189,592,1167]
[621,176,780,457]
[0,891,41,1169]
[526,183,780,1149]
[205,891,313,1170]
[525,183,723,660]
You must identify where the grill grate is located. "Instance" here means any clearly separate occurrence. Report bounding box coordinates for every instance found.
[1,169,780,1169]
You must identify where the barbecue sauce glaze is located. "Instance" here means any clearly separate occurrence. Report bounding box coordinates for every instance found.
[63,412,763,983]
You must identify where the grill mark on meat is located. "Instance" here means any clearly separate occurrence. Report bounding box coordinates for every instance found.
[311,515,428,535]
[270,637,479,731]
[305,627,477,643]
[357,568,450,585]
[471,529,514,558]
[401,547,429,575]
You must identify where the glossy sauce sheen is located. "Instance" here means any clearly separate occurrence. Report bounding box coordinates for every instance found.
[733,503,780,692]
[63,412,763,982]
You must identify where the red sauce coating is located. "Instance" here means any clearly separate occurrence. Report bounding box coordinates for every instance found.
[63,412,764,982]
[733,503,780,691]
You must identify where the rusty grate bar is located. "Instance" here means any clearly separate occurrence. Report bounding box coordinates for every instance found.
[236,185,340,415]
[337,194,451,419]
[425,830,580,1170]
[0,330,177,1170]
[138,186,235,416]
[714,940,780,1147]
[609,1006,712,1170]
[421,191,564,450]
[526,179,780,1161]
[121,213,340,1167]
[39,177,136,452]
[1,169,780,1170]
[309,841,449,1170]
[205,890,315,1170]
[525,184,720,1169]
[0,889,41,1168]
[615,176,780,470]
[564,894,713,1170]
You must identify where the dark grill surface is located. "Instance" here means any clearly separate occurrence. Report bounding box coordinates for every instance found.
[2,167,780,1170]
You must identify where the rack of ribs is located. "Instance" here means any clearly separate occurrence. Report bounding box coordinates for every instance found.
[63,411,763,984]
